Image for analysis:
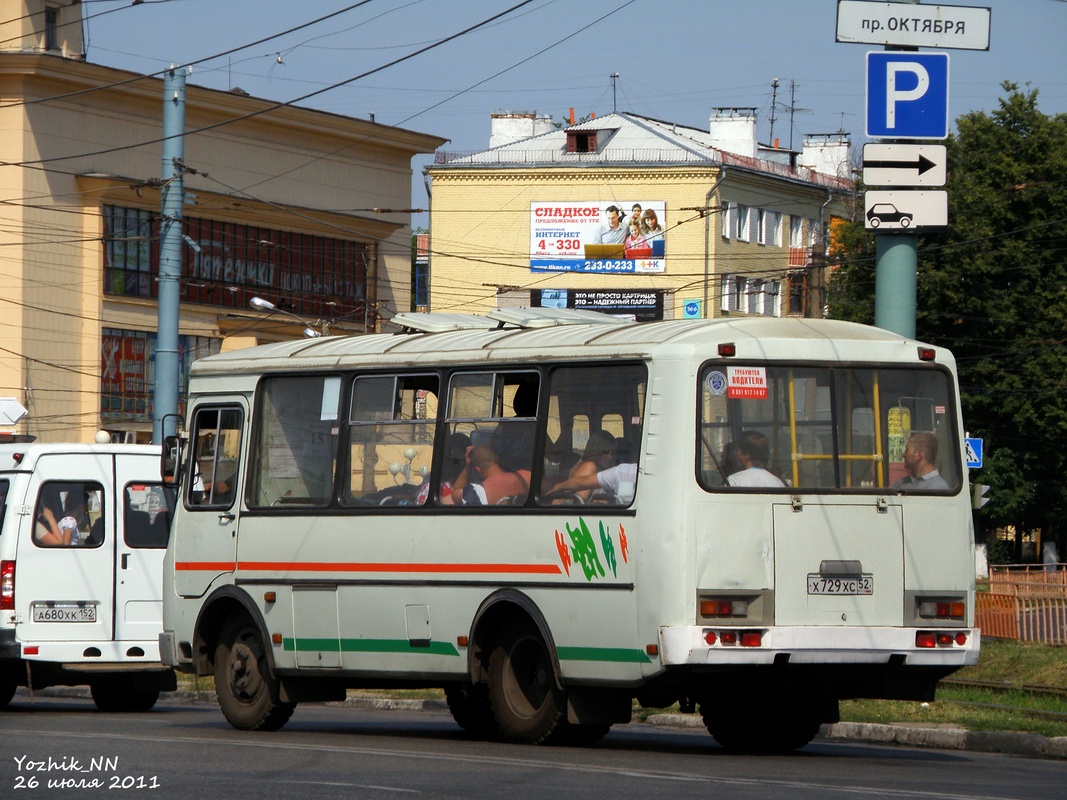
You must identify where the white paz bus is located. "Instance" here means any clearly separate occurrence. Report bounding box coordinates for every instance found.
[159,309,978,751]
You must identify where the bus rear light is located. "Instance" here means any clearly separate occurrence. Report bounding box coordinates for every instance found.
[917,346,936,361]
[936,633,954,646]
[718,343,736,357]
[719,631,738,646]
[916,632,936,648]
[24,645,39,655]
[699,598,749,618]
[1,560,13,610]
[740,631,763,647]
[955,633,968,646]
[704,630,717,645]
[918,599,966,620]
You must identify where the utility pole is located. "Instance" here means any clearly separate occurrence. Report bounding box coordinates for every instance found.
[153,66,186,443]
[769,78,780,144]
[874,0,920,339]
[610,72,619,113]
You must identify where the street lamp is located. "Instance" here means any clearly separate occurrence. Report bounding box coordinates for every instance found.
[249,296,322,338]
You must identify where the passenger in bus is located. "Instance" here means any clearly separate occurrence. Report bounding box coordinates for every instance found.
[548,461,638,505]
[726,431,785,488]
[562,431,618,502]
[34,486,67,546]
[891,432,949,491]
[442,444,530,506]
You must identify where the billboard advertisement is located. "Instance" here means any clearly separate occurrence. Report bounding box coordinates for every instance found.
[532,289,664,322]
[530,201,666,274]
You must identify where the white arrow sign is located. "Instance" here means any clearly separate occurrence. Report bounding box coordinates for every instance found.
[863,144,947,187]
[0,397,28,425]
[865,191,948,231]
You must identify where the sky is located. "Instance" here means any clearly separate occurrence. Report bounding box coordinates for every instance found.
[77,0,1067,217]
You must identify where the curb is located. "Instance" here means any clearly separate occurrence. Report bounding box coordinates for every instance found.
[16,689,1067,759]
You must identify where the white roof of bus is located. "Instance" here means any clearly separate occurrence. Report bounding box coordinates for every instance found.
[192,313,952,377]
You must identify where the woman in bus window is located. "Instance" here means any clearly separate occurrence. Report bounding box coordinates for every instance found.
[565,431,618,502]
[34,485,68,546]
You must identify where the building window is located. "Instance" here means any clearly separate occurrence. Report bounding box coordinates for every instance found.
[736,205,750,241]
[722,275,780,317]
[757,210,781,246]
[102,205,372,320]
[44,7,58,51]
[565,131,598,153]
[789,216,804,248]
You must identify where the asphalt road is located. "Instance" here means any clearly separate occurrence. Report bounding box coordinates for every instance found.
[3,696,1066,800]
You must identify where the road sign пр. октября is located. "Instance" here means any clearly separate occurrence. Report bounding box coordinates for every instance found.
[837,2,991,51]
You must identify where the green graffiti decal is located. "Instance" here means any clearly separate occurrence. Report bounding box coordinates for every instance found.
[566,517,605,581]
[599,521,618,577]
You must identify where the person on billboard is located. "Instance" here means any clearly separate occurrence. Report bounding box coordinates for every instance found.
[642,209,665,241]
[624,218,647,250]
[593,205,626,244]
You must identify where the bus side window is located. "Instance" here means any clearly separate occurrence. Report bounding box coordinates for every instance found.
[537,364,646,508]
[344,374,438,507]
[188,407,244,510]
[33,481,104,548]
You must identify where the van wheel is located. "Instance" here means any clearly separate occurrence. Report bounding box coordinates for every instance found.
[488,623,565,744]
[0,667,17,708]
[214,614,294,731]
[91,683,159,712]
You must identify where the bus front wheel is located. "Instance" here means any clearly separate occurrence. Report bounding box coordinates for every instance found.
[213,615,295,731]
[488,624,565,744]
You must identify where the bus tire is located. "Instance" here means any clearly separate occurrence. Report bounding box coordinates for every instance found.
[213,614,295,731]
[445,683,499,739]
[488,623,565,745]
[90,682,159,713]
[701,700,820,752]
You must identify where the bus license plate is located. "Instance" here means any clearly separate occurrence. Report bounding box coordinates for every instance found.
[32,604,97,623]
[807,575,874,596]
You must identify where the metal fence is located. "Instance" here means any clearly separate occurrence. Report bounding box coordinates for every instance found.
[975,564,1067,645]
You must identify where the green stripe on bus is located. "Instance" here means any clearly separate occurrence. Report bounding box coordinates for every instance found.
[556,646,652,663]
[282,638,461,657]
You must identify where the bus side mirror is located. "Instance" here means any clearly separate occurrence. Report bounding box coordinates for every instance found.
[162,435,183,486]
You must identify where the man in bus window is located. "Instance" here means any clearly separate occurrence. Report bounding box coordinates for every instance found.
[891,432,949,491]
[726,431,785,488]
[441,445,530,506]
[549,461,638,505]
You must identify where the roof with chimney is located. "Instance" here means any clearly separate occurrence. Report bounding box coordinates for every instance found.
[432,112,851,191]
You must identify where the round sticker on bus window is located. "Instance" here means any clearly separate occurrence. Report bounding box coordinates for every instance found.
[704,371,727,396]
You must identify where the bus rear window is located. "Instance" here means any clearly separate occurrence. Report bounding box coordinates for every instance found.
[699,364,960,493]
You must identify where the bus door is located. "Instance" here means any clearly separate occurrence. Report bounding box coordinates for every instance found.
[114,464,175,644]
[16,454,115,644]
[174,403,246,598]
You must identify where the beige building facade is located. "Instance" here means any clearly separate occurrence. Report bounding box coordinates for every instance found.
[0,1,444,443]
[427,111,851,321]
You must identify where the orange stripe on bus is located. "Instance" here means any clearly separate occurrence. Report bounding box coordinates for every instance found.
[237,562,563,575]
[174,561,561,575]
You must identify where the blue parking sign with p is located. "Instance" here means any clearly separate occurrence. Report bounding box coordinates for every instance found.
[867,52,949,139]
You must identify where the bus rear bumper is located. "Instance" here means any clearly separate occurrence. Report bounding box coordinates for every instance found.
[659,625,981,667]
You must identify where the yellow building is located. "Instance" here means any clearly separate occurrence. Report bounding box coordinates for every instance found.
[0,1,444,443]
[427,110,851,321]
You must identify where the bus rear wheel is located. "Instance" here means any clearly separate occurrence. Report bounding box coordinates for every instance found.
[701,696,822,752]
[213,615,295,731]
[90,682,159,712]
[488,624,565,744]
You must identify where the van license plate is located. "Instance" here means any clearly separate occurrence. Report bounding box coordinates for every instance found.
[807,575,874,595]
[32,604,97,623]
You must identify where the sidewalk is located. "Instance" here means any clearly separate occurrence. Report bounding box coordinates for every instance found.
[17,688,1067,759]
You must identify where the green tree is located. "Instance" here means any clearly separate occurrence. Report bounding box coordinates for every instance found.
[828,83,1067,560]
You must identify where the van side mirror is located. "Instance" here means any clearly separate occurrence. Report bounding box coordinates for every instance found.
[161,435,183,486]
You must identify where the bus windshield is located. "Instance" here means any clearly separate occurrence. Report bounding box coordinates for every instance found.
[699,364,960,493]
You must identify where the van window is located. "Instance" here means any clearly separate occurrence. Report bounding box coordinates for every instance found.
[33,481,105,548]
[124,484,176,548]
[0,478,8,533]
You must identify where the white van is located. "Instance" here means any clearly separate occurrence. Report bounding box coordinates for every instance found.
[0,441,177,711]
